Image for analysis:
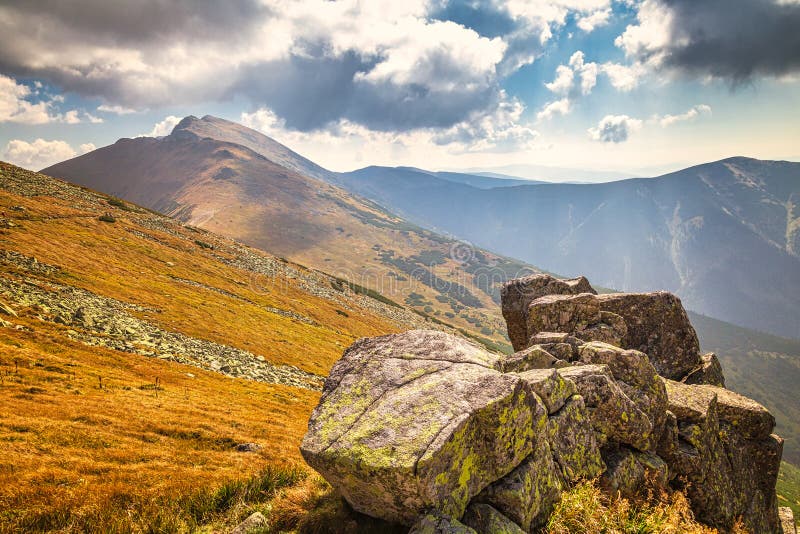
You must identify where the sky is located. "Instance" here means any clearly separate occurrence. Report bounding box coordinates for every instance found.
[0,0,799,180]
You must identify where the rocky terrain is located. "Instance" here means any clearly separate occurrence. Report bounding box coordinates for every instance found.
[301,274,796,533]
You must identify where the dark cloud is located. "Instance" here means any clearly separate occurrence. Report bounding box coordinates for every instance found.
[232,50,502,132]
[634,0,800,82]
[0,1,268,46]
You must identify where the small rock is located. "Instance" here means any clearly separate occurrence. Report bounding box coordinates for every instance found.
[683,352,725,387]
[409,512,477,534]
[779,507,797,534]
[230,511,268,534]
[235,442,262,453]
[514,368,576,414]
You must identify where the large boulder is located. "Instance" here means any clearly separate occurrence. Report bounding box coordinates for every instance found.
[475,435,564,532]
[301,330,543,525]
[660,379,782,532]
[546,394,606,483]
[501,274,595,351]
[594,292,702,380]
[558,365,657,452]
[525,294,627,349]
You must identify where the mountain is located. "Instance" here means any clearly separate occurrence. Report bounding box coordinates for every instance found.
[451,163,637,183]
[0,161,444,530]
[428,170,538,189]
[42,115,541,353]
[336,159,800,339]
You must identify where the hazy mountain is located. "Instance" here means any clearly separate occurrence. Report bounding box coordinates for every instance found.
[451,163,637,183]
[337,159,800,339]
[429,170,539,189]
[42,116,539,352]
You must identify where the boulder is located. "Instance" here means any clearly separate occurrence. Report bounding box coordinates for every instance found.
[461,503,525,534]
[558,365,656,452]
[301,330,543,525]
[496,345,566,373]
[501,274,595,351]
[601,447,668,497]
[682,352,725,387]
[577,342,667,441]
[475,435,564,532]
[514,368,576,414]
[546,394,606,483]
[661,379,782,533]
[594,292,702,380]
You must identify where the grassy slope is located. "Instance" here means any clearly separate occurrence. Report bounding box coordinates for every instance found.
[778,461,800,524]
[0,162,446,531]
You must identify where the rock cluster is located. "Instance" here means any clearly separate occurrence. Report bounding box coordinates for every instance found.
[302,274,791,533]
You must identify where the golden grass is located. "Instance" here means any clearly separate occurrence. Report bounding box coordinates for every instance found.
[0,187,401,376]
[545,480,731,534]
[0,316,318,532]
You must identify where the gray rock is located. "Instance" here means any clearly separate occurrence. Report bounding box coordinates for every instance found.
[594,292,702,380]
[558,365,656,452]
[515,368,576,414]
[501,274,595,351]
[601,447,668,497]
[409,513,477,534]
[301,330,542,525]
[496,345,564,373]
[682,352,725,387]
[475,434,564,532]
[461,503,525,534]
[546,395,606,484]
[779,507,797,534]
[230,511,268,534]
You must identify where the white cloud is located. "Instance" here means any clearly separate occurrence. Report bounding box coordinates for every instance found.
[97,104,138,115]
[601,61,648,91]
[569,51,598,95]
[79,143,97,153]
[545,65,575,94]
[588,114,643,143]
[655,104,712,127]
[0,75,64,124]
[576,8,611,32]
[614,0,674,64]
[537,98,572,120]
[142,115,182,138]
[2,139,76,170]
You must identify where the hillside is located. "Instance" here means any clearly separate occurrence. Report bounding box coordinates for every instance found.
[0,161,456,531]
[42,116,546,353]
[336,160,800,339]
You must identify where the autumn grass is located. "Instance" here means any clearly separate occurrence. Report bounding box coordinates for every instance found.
[545,480,726,534]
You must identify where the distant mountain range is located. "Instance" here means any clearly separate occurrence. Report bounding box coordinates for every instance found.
[42,116,539,352]
[334,160,800,339]
[35,113,800,465]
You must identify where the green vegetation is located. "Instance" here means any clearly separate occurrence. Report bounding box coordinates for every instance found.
[330,277,402,308]
[98,214,116,223]
[778,461,800,523]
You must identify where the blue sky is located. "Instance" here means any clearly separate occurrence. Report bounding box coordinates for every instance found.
[1,0,798,179]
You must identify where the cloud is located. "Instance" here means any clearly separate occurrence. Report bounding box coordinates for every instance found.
[1,138,94,170]
[656,104,711,127]
[0,1,624,134]
[0,74,102,124]
[545,65,575,94]
[537,98,572,120]
[97,104,137,115]
[588,114,643,143]
[576,8,611,32]
[616,0,800,83]
[601,61,647,91]
[142,115,182,138]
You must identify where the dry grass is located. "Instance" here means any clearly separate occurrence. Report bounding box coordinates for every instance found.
[545,480,730,534]
[0,317,318,532]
